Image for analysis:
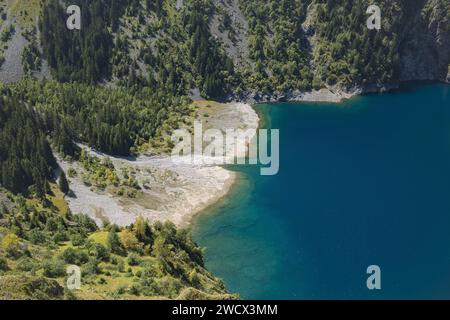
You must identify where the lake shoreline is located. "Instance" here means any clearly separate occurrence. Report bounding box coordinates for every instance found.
[60,102,259,229]
[189,84,390,228]
[192,83,450,299]
[224,80,449,105]
[62,82,449,229]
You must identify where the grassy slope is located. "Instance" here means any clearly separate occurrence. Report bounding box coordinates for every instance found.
[0,187,237,300]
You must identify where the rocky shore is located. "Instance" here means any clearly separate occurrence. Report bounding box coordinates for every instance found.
[59,102,259,228]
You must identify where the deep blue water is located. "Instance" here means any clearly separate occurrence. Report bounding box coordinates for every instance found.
[192,84,450,299]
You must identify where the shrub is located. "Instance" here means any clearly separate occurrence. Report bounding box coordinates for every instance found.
[67,168,77,177]
[70,233,86,247]
[82,257,100,276]
[112,284,127,298]
[107,230,125,255]
[129,284,140,295]
[61,248,89,265]
[127,253,141,266]
[2,233,23,259]
[0,256,9,271]
[28,229,47,245]
[120,229,140,252]
[188,269,200,287]
[42,258,66,278]
[88,243,110,262]
[117,259,125,273]
[45,218,58,232]
[16,257,37,272]
[52,231,68,243]
[59,171,69,194]
[153,276,182,298]
[110,256,118,265]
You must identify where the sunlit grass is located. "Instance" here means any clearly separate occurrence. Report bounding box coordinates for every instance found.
[88,231,109,246]
[8,0,41,29]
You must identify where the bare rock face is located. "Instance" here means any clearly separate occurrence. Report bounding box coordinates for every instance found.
[209,0,251,69]
[0,24,26,83]
[399,0,450,82]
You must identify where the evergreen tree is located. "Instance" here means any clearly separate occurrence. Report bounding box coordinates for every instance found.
[59,171,69,195]
[107,230,124,255]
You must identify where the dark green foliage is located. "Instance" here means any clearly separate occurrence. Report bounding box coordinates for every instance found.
[9,80,191,157]
[107,230,124,255]
[183,0,236,98]
[0,25,14,42]
[0,87,57,195]
[240,0,313,92]
[22,39,42,75]
[28,229,47,245]
[312,0,401,87]
[0,193,233,299]
[1,193,99,258]
[42,258,66,278]
[146,0,164,16]
[83,257,102,276]
[39,0,117,83]
[0,275,64,300]
[35,0,449,97]
[52,231,69,243]
[59,171,69,194]
[39,0,238,98]
[0,256,9,271]
[39,0,144,84]
[70,211,99,233]
[133,216,154,246]
[61,247,89,265]
[70,232,87,247]
[16,257,38,272]
[127,252,141,266]
[88,242,110,262]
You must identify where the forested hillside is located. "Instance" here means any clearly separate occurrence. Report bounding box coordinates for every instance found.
[311,0,401,87]
[0,87,56,194]
[10,80,192,156]
[0,189,236,299]
[0,79,192,198]
[39,0,237,97]
[39,0,117,83]
[1,0,447,97]
[35,0,450,96]
[0,0,449,300]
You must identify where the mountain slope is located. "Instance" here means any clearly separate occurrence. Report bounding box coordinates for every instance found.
[0,0,449,301]
[0,0,448,98]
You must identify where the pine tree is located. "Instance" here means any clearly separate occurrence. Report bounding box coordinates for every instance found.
[134,216,153,245]
[110,0,120,32]
[107,230,124,255]
[59,171,69,195]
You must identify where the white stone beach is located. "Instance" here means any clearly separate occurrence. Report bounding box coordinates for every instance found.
[58,102,259,228]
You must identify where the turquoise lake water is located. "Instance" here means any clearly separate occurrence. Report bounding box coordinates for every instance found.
[192,83,450,299]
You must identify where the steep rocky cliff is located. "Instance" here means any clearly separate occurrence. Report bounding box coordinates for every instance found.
[398,0,450,82]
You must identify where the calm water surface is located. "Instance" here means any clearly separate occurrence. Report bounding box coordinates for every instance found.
[193,84,450,299]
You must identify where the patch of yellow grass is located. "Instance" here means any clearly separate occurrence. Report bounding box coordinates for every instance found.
[57,241,73,253]
[192,100,222,108]
[88,231,109,246]
[48,184,69,215]
[25,183,68,216]
[8,0,41,29]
